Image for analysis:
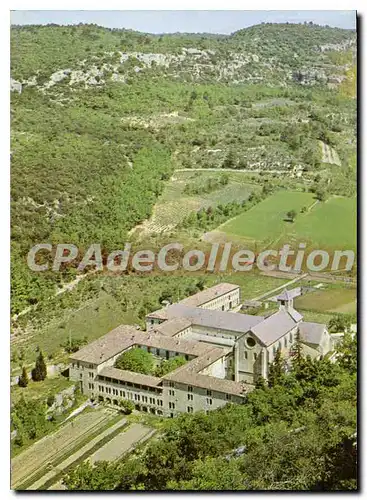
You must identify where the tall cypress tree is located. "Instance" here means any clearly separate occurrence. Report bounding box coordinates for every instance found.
[32,351,47,381]
[18,366,29,387]
[290,331,303,370]
[268,348,285,387]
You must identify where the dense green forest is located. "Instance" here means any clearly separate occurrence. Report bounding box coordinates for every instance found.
[63,334,357,490]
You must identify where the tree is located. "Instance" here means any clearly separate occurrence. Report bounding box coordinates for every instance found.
[268,348,285,387]
[336,333,357,374]
[286,209,297,222]
[328,314,351,333]
[31,351,47,382]
[18,366,29,388]
[155,356,187,377]
[63,461,120,490]
[315,188,327,202]
[115,348,154,375]
[222,149,236,169]
[120,399,135,414]
[290,331,303,369]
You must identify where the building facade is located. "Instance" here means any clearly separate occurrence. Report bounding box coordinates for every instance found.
[70,283,334,416]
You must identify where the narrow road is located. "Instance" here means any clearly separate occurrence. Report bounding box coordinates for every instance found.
[175,167,302,175]
[251,273,309,301]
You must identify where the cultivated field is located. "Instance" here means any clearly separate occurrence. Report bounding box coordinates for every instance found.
[219,191,315,243]
[212,192,356,250]
[11,407,121,490]
[294,287,357,314]
[131,170,260,236]
[289,196,356,249]
[89,423,155,464]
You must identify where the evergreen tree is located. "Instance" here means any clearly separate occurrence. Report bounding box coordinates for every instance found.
[290,331,303,369]
[32,351,47,382]
[268,348,285,387]
[18,366,29,388]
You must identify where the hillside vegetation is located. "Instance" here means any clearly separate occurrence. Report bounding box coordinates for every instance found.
[11,22,356,316]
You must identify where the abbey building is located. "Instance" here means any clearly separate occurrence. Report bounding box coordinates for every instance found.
[70,283,335,417]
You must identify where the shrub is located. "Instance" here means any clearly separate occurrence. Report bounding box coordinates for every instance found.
[120,399,135,414]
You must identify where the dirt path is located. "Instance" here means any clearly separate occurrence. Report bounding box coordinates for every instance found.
[251,273,309,301]
[176,167,294,174]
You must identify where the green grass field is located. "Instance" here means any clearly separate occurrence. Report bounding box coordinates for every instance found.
[289,196,356,249]
[219,192,356,250]
[220,191,315,243]
[294,287,357,314]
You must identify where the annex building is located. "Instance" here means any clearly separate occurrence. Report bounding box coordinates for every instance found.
[70,283,335,417]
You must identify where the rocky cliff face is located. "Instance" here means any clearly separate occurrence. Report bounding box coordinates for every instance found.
[11,23,356,96]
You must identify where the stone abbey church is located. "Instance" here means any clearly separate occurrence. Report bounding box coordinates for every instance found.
[70,283,335,417]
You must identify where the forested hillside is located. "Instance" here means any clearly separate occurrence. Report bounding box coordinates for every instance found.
[11,22,356,315]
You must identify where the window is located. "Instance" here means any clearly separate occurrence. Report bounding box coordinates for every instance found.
[253,353,257,360]
[188,386,193,392]
[290,332,293,343]
[244,351,248,359]
[169,389,175,396]
[80,373,83,379]
[169,402,175,410]
[169,382,174,388]
[226,394,231,401]
[187,406,193,413]
[156,349,160,357]
[207,390,212,396]
[273,346,276,355]
[150,397,156,405]
[187,394,193,401]
[284,337,288,348]
[278,341,281,350]
[246,337,256,348]
[206,398,213,405]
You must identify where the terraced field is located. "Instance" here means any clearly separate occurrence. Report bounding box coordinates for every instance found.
[11,407,121,490]
[131,170,260,236]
